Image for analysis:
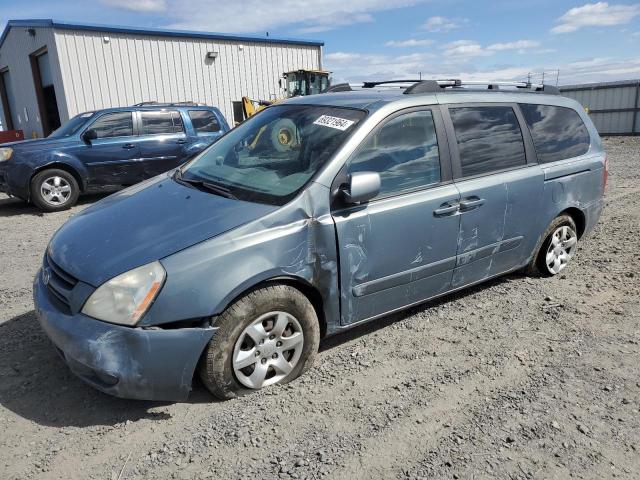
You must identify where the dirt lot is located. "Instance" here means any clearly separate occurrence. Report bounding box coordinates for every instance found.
[1,137,639,480]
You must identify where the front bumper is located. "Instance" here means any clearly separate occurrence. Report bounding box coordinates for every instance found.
[33,271,217,401]
[0,162,29,199]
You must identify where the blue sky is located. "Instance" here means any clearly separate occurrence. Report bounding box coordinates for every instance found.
[2,1,640,85]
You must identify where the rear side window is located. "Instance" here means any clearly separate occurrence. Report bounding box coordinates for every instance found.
[449,106,526,177]
[90,112,133,138]
[189,110,221,133]
[348,110,441,198]
[140,111,184,135]
[519,104,590,163]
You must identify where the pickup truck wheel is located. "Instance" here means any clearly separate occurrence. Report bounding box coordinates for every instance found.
[30,169,79,212]
[527,214,578,277]
[199,285,320,400]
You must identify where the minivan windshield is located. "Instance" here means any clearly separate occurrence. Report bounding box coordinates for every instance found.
[179,104,366,205]
[48,112,96,138]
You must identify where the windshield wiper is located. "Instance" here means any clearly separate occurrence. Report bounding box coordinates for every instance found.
[173,170,237,199]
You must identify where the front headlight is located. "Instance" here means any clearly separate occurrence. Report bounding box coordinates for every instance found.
[0,147,13,162]
[82,261,165,326]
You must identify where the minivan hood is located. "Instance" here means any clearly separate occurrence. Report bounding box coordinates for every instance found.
[47,175,278,286]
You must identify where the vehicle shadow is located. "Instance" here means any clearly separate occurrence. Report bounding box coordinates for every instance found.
[0,190,118,218]
[0,311,174,428]
[319,273,519,351]
[0,273,520,428]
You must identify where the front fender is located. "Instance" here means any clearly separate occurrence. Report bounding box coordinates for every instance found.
[141,183,340,331]
[26,150,90,190]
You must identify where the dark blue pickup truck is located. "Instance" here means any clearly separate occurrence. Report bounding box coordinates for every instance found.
[0,104,229,211]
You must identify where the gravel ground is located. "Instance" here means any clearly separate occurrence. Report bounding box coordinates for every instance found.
[1,137,639,480]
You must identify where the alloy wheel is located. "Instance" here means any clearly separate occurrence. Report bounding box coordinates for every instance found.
[40,176,72,206]
[545,225,577,275]
[232,311,304,389]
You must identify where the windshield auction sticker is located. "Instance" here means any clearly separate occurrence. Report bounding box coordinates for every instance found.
[314,115,355,131]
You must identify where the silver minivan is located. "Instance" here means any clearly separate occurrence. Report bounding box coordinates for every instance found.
[34,80,606,401]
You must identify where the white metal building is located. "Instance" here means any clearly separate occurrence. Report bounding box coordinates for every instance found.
[0,19,323,137]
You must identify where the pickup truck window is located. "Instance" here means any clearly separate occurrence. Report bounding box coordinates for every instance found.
[90,112,134,139]
[140,111,184,135]
[189,110,221,133]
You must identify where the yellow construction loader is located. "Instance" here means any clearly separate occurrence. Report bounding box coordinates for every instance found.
[241,69,331,120]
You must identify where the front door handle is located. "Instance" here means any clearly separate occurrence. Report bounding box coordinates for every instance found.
[122,143,136,149]
[434,202,459,216]
[176,139,187,144]
[459,197,485,211]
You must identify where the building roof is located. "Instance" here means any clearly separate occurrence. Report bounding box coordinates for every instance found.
[0,19,324,51]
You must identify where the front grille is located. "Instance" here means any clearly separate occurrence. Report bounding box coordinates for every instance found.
[43,253,78,313]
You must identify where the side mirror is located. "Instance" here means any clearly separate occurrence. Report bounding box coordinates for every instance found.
[342,171,381,204]
[82,129,97,143]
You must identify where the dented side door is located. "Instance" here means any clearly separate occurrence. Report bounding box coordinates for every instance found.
[442,102,543,288]
[332,106,461,325]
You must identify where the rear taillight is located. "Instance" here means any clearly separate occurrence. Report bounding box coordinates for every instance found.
[603,154,609,192]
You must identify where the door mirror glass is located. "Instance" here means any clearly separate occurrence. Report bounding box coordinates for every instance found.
[342,171,381,204]
[82,128,97,143]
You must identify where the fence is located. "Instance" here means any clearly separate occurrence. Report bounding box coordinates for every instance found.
[559,80,640,136]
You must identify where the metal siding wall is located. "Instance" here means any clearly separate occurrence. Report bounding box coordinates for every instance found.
[561,82,640,135]
[54,29,321,123]
[0,26,66,136]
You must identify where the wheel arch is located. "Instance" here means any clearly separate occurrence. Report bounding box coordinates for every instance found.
[31,162,86,193]
[558,206,586,239]
[213,275,328,338]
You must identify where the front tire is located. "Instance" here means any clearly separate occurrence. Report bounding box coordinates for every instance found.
[527,214,578,277]
[30,169,79,212]
[199,285,320,400]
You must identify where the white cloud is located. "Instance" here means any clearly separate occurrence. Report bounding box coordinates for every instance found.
[423,16,467,32]
[101,0,167,12]
[296,13,373,33]
[442,40,493,59]
[487,40,541,51]
[161,0,423,34]
[552,2,640,34]
[385,38,434,47]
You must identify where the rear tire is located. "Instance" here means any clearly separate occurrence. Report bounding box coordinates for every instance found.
[527,214,578,277]
[30,169,79,212]
[199,284,320,400]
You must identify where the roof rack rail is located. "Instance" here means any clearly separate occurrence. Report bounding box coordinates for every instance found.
[132,101,206,106]
[325,82,353,92]
[362,79,422,88]
[400,79,560,95]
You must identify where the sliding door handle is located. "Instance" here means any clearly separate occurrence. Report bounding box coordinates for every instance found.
[459,198,484,211]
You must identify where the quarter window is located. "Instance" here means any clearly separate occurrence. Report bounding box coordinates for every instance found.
[89,112,133,138]
[348,110,441,198]
[189,110,221,133]
[519,104,590,163]
[140,111,184,135]
[449,106,526,177]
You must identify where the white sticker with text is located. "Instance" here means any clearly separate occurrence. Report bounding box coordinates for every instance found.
[313,115,355,131]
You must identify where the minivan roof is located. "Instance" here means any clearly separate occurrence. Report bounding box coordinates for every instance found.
[284,84,580,113]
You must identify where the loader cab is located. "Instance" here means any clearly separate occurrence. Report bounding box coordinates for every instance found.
[282,70,330,98]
